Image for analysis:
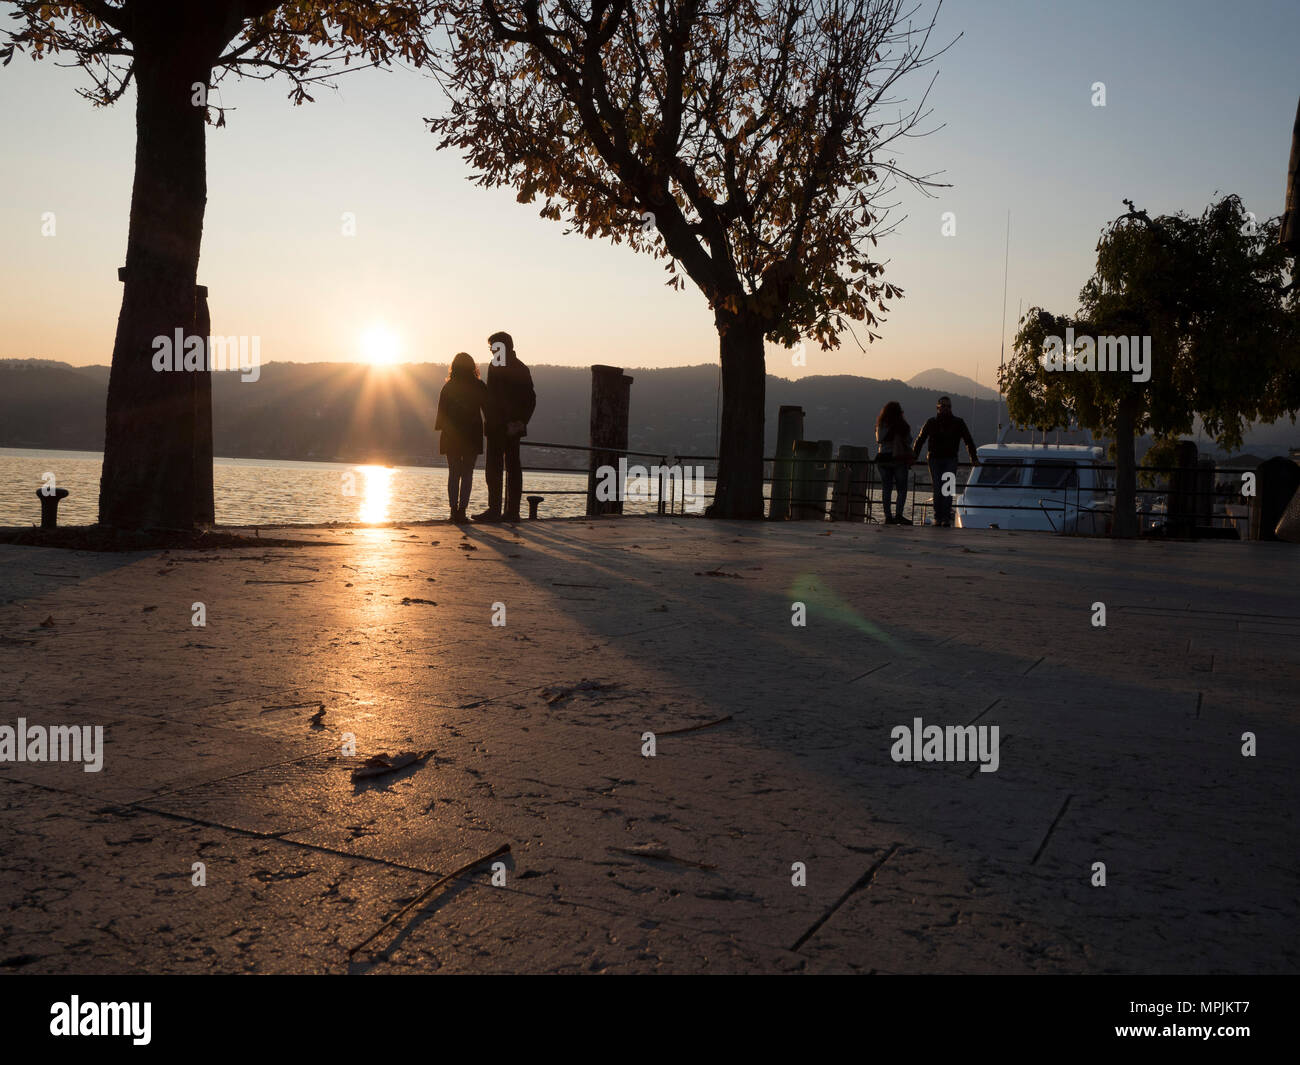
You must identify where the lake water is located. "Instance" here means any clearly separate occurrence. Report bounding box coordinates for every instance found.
[0,448,711,526]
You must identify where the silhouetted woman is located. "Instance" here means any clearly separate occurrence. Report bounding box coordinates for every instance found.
[875,401,913,525]
[435,352,488,523]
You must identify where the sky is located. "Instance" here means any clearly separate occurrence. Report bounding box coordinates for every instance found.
[0,0,1296,387]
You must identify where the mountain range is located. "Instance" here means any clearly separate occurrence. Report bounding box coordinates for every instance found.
[1,359,1295,467]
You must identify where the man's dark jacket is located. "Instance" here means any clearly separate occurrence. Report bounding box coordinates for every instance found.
[485,357,536,437]
[913,413,978,461]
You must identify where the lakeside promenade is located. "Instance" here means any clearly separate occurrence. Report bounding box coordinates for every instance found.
[0,518,1296,973]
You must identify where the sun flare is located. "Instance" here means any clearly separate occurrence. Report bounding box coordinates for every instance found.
[360,325,401,368]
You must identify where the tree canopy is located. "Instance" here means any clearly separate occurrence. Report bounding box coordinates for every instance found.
[1002,194,1300,535]
[428,0,948,346]
[2,1,435,112]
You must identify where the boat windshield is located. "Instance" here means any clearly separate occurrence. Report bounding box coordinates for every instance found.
[1030,461,1080,489]
[971,460,1025,486]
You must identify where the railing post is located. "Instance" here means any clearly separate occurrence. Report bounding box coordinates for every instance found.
[586,365,632,517]
[769,405,804,519]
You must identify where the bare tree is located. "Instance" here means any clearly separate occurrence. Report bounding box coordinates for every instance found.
[427,0,953,517]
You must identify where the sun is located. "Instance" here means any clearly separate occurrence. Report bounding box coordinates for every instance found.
[360,324,401,367]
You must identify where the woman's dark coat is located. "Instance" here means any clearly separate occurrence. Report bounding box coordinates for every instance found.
[436,376,488,459]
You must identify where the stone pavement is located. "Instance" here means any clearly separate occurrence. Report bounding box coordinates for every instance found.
[1,518,1297,973]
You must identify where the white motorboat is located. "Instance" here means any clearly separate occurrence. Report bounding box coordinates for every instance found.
[955,427,1113,534]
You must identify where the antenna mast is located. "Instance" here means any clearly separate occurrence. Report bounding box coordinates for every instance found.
[997,210,1011,436]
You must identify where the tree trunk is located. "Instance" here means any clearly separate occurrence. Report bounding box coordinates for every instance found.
[706,314,767,519]
[1111,398,1140,538]
[98,40,213,530]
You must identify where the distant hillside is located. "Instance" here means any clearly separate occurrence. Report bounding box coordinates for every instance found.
[2,358,1296,466]
[0,360,109,451]
[907,367,999,401]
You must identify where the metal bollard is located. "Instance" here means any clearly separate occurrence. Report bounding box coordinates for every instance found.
[37,487,70,529]
[527,495,545,520]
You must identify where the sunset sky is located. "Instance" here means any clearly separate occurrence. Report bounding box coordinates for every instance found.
[1,0,1295,386]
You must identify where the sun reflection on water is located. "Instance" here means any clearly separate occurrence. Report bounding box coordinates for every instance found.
[355,465,395,524]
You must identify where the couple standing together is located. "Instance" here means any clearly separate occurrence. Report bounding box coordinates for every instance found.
[435,331,536,524]
[875,396,980,527]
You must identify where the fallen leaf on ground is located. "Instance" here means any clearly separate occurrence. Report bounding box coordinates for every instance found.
[351,750,433,781]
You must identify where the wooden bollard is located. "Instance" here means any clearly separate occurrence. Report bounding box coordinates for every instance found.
[527,494,544,519]
[1166,440,1199,538]
[586,365,632,517]
[792,439,833,520]
[830,444,871,521]
[1249,456,1300,541]
[769,405,804,520]
[1194,459,1216,529]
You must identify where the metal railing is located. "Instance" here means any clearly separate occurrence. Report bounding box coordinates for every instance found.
[515,439,1256,532]
[767,456,1256,533]
[518,440,704,515]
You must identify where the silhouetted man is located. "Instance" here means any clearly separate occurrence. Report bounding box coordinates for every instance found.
[913,396,979,528]
[473,331,536,523]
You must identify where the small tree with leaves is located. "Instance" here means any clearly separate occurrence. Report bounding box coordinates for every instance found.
[426,0,951,517]
[3,1,434,529]
[1002,195,1299,537]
